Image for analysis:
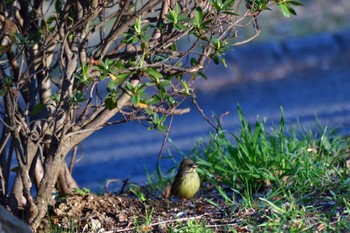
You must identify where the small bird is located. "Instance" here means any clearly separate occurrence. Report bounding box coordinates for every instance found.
[170,158,200,200]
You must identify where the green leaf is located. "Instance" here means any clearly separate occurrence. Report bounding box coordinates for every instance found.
[278,3,297,17]
[285,1,304,6]
[11,166,19,173]
[321,133,332,151]
[109,72,131,85]
[50,93,60,103]
[259,198,286,214]
[0,45,10,56]
[288,6,297,16]
[190,58,198,66]
[174,23,189,31]
[0,89,6,96]
[170,43,177,51]
[177,13,188,22]
[209,0,221,12]
[205,198,222,209]
[134,17,142,35]
[181,80,189,95]
[131,94,139,106]
[194,7,203,28]
[107,79,119,92]
[197,72,207,80]
[221,57,227,68]
[159,84,167,99]
[129,184,146,201]
[74,188,90,196]
[221,10,239,16]
[222,0,235,10]
[166,3,180,24]
[212,55,219,64]
[55,0,63,13]
[146,69,162,79]
[73,91,87,103]
[105,97,116,110]
[30,103,45,116]
[145,107,154,115]
[279,4,290,17]
[211,35,220,48]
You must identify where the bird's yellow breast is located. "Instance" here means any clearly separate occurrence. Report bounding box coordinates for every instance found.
[176,172,200,199]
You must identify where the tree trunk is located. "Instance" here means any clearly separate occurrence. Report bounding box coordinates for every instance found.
[30,150,64,230]
[57,162,79,194]
[8,174,25,217]
[30,79,139,230]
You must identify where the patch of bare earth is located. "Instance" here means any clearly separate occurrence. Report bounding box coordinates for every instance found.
[40,188,253,232]
[39,184,350,232]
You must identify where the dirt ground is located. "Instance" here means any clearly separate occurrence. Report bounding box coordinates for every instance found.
[39,183,349,232]
[41,188,247,232]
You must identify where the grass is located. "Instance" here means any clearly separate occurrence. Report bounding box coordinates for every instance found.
[181,105,350,231]
[139,104,350,231]
[46,106,350,232]
[133,203,155,233]
[168,220,213,233]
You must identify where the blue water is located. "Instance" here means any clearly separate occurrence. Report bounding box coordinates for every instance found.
[73,31,350,192]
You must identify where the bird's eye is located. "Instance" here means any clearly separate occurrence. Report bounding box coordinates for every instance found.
[188,163,193,167]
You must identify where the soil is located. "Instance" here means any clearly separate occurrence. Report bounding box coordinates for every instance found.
[40,187,248,232]
[39,183,349,233]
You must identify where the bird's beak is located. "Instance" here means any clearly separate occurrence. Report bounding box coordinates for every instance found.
[191,163,198,171]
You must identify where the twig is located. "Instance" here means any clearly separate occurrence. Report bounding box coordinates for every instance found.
[119,178,130,195]
[69,145,78,173]
[206,223,239,228]
[105,178,129,194]
[156,114,174,177]
[233,28,261,46]
[0,117,14,130]
[191,96,218,132]
[0,132,10,155]
[115,213,209,232]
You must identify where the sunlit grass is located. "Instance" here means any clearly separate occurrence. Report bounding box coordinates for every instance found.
[168,219,213,233]
[188,106,350,231]
[48,105,350,232]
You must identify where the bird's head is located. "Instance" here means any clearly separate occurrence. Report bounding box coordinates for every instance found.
[179,158,198,173]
